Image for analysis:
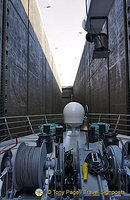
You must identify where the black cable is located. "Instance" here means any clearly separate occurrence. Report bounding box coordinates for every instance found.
[85,152,109,176]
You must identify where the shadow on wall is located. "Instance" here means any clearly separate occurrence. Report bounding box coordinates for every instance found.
[0,0,62,117]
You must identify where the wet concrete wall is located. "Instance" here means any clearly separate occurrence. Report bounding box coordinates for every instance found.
[0,0,62,116]
[73,0,130,114]
[0,0,2,102]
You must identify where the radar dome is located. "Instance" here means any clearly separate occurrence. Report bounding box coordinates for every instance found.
[63,102,85,128]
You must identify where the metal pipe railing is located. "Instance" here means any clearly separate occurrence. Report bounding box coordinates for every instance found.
[0,114,64,141]
[0,113,129,146]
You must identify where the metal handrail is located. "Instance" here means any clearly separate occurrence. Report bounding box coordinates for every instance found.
[0,113,63,119]
[0,113,64,143]
[88,113,130,136]
[89,113,130,116]
[0,113,130,145]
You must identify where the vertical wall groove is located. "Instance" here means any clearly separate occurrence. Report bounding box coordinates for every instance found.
[0,0,6,117]
[41,54,44,114]
[45,59,47,113]
[27,0,29,115]
[123,0,130,114]
[107,17,111,114]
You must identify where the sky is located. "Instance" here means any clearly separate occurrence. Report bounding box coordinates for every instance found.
[36,0,86,86]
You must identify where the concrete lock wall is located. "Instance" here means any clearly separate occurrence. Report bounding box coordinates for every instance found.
[73,0,130,114]
[0,0,3,103]
[62,87,73,110]
[0,0,62,116]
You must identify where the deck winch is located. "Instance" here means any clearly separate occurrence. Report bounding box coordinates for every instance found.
[13,142,47,191]
[0,103,130,200]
